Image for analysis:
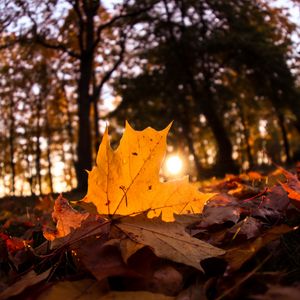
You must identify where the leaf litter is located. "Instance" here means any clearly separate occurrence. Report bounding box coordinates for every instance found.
[0,123,300,299]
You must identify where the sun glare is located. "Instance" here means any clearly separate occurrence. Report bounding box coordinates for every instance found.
[165,155,184,176]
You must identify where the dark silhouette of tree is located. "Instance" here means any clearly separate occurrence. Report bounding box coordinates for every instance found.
[112,0,299,177]
[0,0,154,191]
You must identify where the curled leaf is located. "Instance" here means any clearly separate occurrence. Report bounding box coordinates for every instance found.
[43,195,89,241]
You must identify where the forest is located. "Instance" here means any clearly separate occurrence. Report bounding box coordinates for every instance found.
[1,0,300,299]
[0,0,300,196]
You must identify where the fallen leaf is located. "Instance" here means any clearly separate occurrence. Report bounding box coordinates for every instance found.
[196,194,241,229]
[228,182,261,199]
[279,168,300,209]
[116,213,225,271]
[0,269,51,300]
[227,217,262,241]
[149,265,183,295]
[119,238,145,263]
[48,215,110,250]
[75,241,139,281]
[252,284,300,300]
[100,291,175,300]
[5,237,27,254]
[35,196,54,212]
[83,122,214,221]
[225,224,296,271]
[37,279,108,300]
[44,195,89,241]
[262,186,290,211]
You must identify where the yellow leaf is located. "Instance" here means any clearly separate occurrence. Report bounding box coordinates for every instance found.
[83,122,214,221]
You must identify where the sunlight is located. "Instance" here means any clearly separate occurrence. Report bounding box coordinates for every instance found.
[259,120,268,137]
[165,155,184,176]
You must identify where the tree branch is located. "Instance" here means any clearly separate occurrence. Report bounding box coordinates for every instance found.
[35,35,80,59]
[71,0,85,52]
[91,33,127,103]
[93,2,155,49]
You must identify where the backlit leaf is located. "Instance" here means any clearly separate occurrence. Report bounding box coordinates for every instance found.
[83,122,214,221]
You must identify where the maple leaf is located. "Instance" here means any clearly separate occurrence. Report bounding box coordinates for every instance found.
[43,195,89,241]
[117,213,225,271]
[43,196,110,249]
[83,122,214,221]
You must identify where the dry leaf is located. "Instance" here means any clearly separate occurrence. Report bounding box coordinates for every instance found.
[44,195,89,241]
[100,291,175,300]
[225,224,296,271]
[196,194,241,229]
[279,168,300,209]
[37,279,107,300]
[227,217,262,240]
[43,196,110,250]
[0,269,51,300]
[116,213,225,271]
[253,284,300,300]
[83,122,214,221]
[119,238,145,263]
[75,241,139,281]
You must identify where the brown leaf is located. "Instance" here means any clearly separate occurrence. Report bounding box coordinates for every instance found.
[119,238,145,263]
[225,224,296,271]
[260,185,290,211]
[196,194,241,228]
[117,213,225,271]
[227,217,262,241]
[48,215,110,250]
[253,284,300,300]
[280,168,300,209]
[75,241,138,281]
[0,269,51,300]
[99,291,175,300]
[37,279,108,300]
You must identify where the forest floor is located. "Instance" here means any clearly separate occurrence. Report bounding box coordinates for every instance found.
[1,168,300,300]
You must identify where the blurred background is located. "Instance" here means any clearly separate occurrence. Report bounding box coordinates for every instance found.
[0,0,300,197]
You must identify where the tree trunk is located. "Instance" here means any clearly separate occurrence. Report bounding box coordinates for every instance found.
[75,64,92,192]
[61,82,76,188]
[237,101,254,169]
[45,113,54,194]
[277,111,291,163]
[24,127,35,196]
[75,10,95,191]
[36,95,42,195]
[75,56,93,191]
[200,97,237,175]
[93,93,101,156]
[164,0,237,177]
[186,67,237,175]
[9,97,15,195]
[179,96,204,178]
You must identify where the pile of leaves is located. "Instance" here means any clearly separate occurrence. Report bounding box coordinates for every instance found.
[1,123,300,300]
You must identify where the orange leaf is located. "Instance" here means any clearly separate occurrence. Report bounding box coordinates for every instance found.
[83,122,215,221]
[44,195,89,241]
[279,168,300,209]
